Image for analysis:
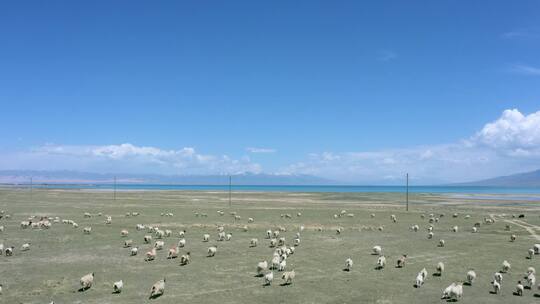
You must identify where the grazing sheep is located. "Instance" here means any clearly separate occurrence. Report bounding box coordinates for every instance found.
[452,226,459,233]
[278,260,287,272]
[527,267,536,275]
[411,224,419,232]
[248,217,254,223]
[472,227,478,233]
[178,230,186,238]
[266,230,272,239]
[154,241,165,250]
[441,283,456,298]
[282,270,295,285]
[155,230,165,239]
[178,239,186,248]
[217,231,226,241]
[492,280,501,294]
[466,270,477,285]
[297,212,302,217]
[113,280,123,293]
[273,230,280,238]
[391,214,397,222]
[144,235,153,244]
[344,258,353,271]
[528,248,535,259]
[510,234,516,242]
[124,239,133,248]
[415,271,425,287]
[269,238,277,248]
[527,273,536,289]
[0,243,3,255]
[203,234,210,242]
[149,278,165,299]
[80,273,94,291]
[271,255,280,270]
[494,272,503,284]
[105,216,112,224]
[83,227,92,234]
[145,248,157,261]
[263,271,274,286]
[257,261,268,276]
[376,256,386,269]
[131,247,138,256]
[533,244,540,254]
[180,252,191,265]
[396,255,407,268]
[293,238,300,247]
[420,268,428,279]
[164,230,172,237]
[0,283,2,295]
[250,238,258,247]
[167,246,179,259]
[448,283,463,301]
[207,245,217,257]
[516,280,524,296]
[21,243,30,251]
[372,245,382,255]
[370,213,375,218]
[502,260,511,273]
[336,227,343,234]
[439,239,445,247]
[226,233,232,241]
[436,262,445,276]
[428,232,434,239]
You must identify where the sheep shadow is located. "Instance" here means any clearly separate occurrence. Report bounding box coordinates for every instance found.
[512,291,523,296]
[489,291,498,295]
[280,282,292,286]
[432,273,442,277]
[78,287,90,292]
[463,282,471,286]
[533,293,540,297]
[112,290,121,294]
[254,273,264,278]
[148,293,163,300]
[342,268,351,272]
[374,266,384,270]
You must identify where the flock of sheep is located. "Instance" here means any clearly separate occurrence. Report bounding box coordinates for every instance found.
[1,207,540,302]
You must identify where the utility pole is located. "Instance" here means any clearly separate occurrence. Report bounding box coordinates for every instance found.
[113,176,117,202]
[406,173,409,211]
[228,175,232,208]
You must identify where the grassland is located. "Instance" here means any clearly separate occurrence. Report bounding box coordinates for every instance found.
[0,188,539,304]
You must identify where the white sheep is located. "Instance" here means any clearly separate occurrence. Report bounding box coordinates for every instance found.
[391,214,397,222]
[441,283,456,298]
[527,267,536,275]
[396,255,407,268]
[154,240,165,250]
[207,245,217,257]
[105,216,112,224]
[494,272,503,284]
[528,248,535,259]
[278,260,287,272]
[21,243,30,251]
[80,272,94,291]
[167,246,179,259]
[466,270,477,285]
[534,244,540,254]
[263,271,274,286]
[165,230,172,237]
[376,256,386,269]
[269,238,277,248]
[203,234,210,242]
[178,230,186,237]
[436,262,445,276]
[257,261,268,276]
[178,239,186,248]
[266,230,272,239]
[145,248,157,261]
[249,238,258,247]
[282,270,295,285]
[226,233,232,241]
[428,232,434,239]
[439,239,445,247]
[83,227,92,234]
[113,280,123,293]
[510,234,516,242]
[144,235,153,244]
[248,217,254,223]
[271,255,280,270]
[372,245,382,255]
[131,247,138,256]
[180,252,191,265]
[415,271,425,287]
[149,278,165,299]
[344,258,353,271]
[527,273,536,289]
[293,238,300,247]
[472,227,478,233]
[124,239,133,248]
[452,226,458,233]
[492,280,501,294]
[501,260,511,273]
[516,280,524,296]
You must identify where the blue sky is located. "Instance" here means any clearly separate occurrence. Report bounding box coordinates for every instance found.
[1,1,540,183]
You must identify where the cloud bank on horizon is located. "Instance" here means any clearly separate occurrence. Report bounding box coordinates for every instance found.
[1,108,539,184]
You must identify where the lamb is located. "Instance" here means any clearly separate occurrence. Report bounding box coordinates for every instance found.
[439,239,445,247]
[436,262,445,276]
[263,271,274,286]
[21,243,30,251]
[250,238,258,247]
[516,280,524,296]
[124,239,133,248]
[113,280,123,293]
[502,260,511,273]
[180,252,191,265]
[131,247,138,256]
[178,239,186,248]
[149,278,165,299]
[492,280,501,294]
[144,235,153,244]
[154,240,165,250]
[257,261,268,276]
[466,270,477,285]
[80,272,94,291]
[372,245,382,255]
[282,270,295,285]
[207,245,217,257]
[376,256,386,269]
[344,258,353,271]
[167,246,179,259]
[203,234,210,242]
[145,248,157,261]
[396,255,407,268]
[83,227,92,234]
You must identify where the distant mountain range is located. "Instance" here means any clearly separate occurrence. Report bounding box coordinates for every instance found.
[0,170,337,185]
[455,169,540,187]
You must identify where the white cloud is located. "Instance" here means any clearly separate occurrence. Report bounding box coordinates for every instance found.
[509,64,540,76]
[2,143,261,175]
[246,147,276,153]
